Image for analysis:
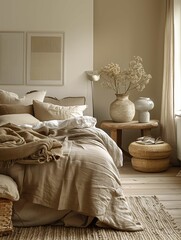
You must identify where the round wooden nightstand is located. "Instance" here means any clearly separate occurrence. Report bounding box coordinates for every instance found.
[100,120,159,156]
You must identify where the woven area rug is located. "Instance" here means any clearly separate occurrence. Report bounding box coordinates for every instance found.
[1,196,180,240]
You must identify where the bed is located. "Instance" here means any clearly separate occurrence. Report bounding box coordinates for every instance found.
[0,89,143,232]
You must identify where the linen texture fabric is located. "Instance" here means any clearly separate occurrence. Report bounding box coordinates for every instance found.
[0,104,33,115]
[0,89,46,105]
[33,100,87,121]
[0,114,40,126]
[0,174,19,201]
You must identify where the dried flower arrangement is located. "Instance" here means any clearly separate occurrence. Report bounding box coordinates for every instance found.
[100,56,152,95]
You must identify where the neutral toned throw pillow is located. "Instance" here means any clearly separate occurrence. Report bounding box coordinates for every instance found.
[0,174,20,201]
[0,89,46,105]
[33,100,87,121]
[0,114,40,126]
[0,104,33,115]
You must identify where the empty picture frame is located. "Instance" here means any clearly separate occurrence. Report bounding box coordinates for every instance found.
[27,32,64,85]
[0,31,25,85]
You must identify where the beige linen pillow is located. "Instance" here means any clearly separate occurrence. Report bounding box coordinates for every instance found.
[0,174,19,201]
[0,104,33,115]
[0,89,46,105]
[33,100,87,121]
[0,114,40,126]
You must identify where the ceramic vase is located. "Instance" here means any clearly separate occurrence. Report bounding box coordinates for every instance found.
[110,94,135,122]
[134,97,154,123]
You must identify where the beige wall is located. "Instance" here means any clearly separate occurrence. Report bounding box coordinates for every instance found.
[0,0,166,150]
[94,0,165,150]
[0,0,93,115]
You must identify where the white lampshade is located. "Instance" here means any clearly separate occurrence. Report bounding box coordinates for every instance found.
[86,71,100,81]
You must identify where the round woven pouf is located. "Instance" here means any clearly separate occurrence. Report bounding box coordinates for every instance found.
[128,142,172,172]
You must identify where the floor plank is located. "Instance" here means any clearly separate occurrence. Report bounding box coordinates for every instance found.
[122,183,181,189]
[158,195,181,201]
[120,177,181,184]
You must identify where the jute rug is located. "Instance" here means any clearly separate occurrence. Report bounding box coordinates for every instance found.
[1,196,180,240]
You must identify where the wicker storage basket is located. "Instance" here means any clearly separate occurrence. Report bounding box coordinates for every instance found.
[0,198,13,236]
[129,142,172,172]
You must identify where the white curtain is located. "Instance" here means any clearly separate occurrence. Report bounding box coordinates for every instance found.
[160,0,177,165]
[174,0,181,113]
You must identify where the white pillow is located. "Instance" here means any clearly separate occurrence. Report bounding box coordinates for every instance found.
[0,89,46,105]
[0,174,19,201]
[33,100,87,121]
[30,116,97,130]
[0,114,40,126]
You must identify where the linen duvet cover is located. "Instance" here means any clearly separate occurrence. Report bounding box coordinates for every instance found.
[0,116,143,231]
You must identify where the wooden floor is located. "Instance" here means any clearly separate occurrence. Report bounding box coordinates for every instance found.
[119,161,181,228]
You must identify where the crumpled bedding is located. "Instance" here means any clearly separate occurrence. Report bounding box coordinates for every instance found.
[0,117,143,231]
[0,123,64,164]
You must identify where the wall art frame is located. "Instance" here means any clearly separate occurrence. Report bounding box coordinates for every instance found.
[26,32,64,86]
[0,31,25,85]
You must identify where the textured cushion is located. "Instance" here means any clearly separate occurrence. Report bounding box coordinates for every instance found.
[0,104,33,115]
[0,174,19,201]
[0,89,46,105]
[0,114,40,126]
[33,100,87,121]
